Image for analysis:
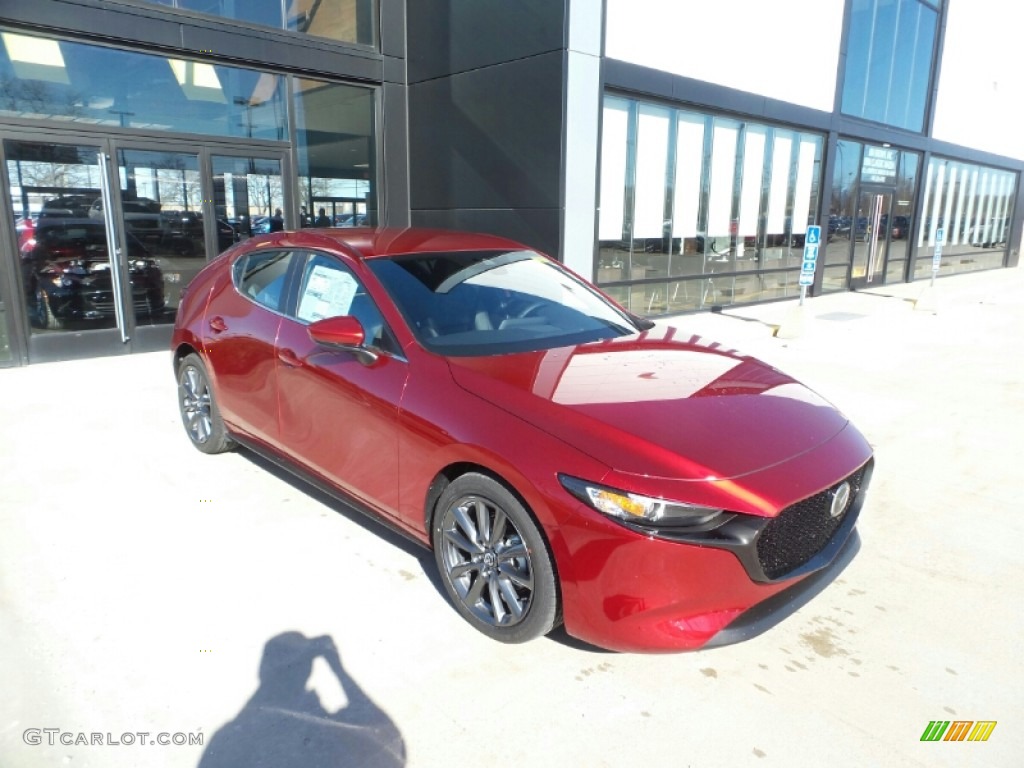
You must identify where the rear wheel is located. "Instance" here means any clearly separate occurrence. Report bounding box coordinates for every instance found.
[432,473,559,643]
[177,353,234,454]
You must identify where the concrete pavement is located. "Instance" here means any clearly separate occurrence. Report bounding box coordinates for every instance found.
[1,267,1022,767]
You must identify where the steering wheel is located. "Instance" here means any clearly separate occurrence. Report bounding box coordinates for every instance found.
[418,318,439,338]
[514,300,546,319]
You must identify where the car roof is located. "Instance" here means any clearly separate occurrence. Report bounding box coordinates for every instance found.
[249,227,532,260]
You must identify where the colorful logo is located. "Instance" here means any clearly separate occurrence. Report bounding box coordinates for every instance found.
[920,721,997,742]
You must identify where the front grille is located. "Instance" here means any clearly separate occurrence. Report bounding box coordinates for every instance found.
[756,463,869,580]
[88,296,156,314]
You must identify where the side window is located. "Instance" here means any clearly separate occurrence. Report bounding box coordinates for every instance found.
[295,253,396,354]
[233,250,292,312]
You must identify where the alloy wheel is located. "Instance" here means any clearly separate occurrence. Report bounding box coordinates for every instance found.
[180,364,213,444]
[437,495,535,627]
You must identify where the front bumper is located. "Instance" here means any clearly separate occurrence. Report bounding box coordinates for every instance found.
[46,283,165,321]
[553,457,872,653]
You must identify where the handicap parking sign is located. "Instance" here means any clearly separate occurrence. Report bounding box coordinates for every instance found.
[799,226,821,288]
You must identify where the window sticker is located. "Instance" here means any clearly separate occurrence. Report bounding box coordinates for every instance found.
[297,265,358,322]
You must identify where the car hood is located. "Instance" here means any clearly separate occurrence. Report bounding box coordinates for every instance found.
[446,333,850,481]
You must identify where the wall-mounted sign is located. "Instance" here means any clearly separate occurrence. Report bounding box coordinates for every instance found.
[861,146,898,185]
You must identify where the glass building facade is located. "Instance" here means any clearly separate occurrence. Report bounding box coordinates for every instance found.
[134,0,376,46]
[596,0,1019,316]
[0,1,386,365]
[1,0,1022,366]
[597,97,823,312]
[841,0,940,132]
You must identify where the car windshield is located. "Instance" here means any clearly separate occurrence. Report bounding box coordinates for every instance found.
[368,249,641,356]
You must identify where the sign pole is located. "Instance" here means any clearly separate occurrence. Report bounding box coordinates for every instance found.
[778,224,821,338]
[931,227,944,287]
[916,226,944,312]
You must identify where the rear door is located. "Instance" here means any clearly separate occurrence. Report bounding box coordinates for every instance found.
[203,249,295,447]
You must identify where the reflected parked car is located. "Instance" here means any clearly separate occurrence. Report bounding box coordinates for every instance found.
[250,216,272,235]
[335,213,368,227]
[880,214,911,240]
[38,194,96,219]
[21,218,164,329]
[89,196,164,241]
[161,211,239,254]
[966,218,1008,248]
[172,228,873,652]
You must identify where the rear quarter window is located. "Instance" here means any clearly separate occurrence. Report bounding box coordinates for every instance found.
[233,250,292,312]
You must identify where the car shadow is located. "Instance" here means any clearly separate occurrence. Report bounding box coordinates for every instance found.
[237,447,427,560]
[236,447,450,597]
[197,631,406,768]
[546,625,615,654]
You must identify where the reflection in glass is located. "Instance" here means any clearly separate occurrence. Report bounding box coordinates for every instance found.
[0,31,286,140]
[595,95,824,314]
[116,149,212,326]
[914,157,1015,279]
[138,0,377,46]
[824,140,921,291]
[851,190,892,284]
[5,141,118,333]
[827,141,860,274]
[212,155,285,240]
[293,79,375,228]
[841,0,938,132]
[0,303,9,362]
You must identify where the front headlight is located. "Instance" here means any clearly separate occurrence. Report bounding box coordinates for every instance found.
[559,475,729,531]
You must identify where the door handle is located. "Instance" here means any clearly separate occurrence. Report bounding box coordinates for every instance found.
[277,348,302,368]
[209,316,227,333]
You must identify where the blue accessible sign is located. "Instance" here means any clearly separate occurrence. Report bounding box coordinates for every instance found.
[799,225,822,287]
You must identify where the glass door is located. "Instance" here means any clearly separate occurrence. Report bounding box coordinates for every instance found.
[4,138,128,360]
[113,146,208,351]
[850,188,893,288]
[4,137,288,362]
[4,138,215,359]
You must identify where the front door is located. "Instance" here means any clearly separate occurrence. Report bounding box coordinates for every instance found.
[850,188,893,288]
[274,251,407,518]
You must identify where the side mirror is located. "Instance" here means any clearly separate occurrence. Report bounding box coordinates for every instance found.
[308,315,378,365]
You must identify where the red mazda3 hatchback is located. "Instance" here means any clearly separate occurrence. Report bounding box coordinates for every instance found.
[172,228,872,652]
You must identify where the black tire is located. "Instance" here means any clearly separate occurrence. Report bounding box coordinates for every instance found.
[176,353,235,454]
[432,473,560,643]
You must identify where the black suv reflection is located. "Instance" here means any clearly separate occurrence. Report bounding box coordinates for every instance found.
[21,218,165,329]
[161,211,238,255]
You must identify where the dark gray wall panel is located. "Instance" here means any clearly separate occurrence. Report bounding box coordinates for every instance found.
[382,82,411,227]
[409,51,564,211]
[411,208,561,260]
[407,0,565,83]
[380,0,407,59]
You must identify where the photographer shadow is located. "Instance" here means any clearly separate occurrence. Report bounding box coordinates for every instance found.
[198,632,405,768]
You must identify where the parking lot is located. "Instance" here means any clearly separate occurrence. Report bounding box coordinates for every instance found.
[2,266,1021,767]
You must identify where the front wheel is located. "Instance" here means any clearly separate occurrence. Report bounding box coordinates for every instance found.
[176,353,235,454]
[432,473,560,643]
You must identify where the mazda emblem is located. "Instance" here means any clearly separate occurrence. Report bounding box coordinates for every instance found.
[830,482,852,519]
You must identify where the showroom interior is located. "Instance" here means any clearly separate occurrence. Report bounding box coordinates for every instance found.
[1,0,1021,366]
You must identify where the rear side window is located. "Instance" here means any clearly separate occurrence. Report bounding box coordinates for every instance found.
[233,250,292,312]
